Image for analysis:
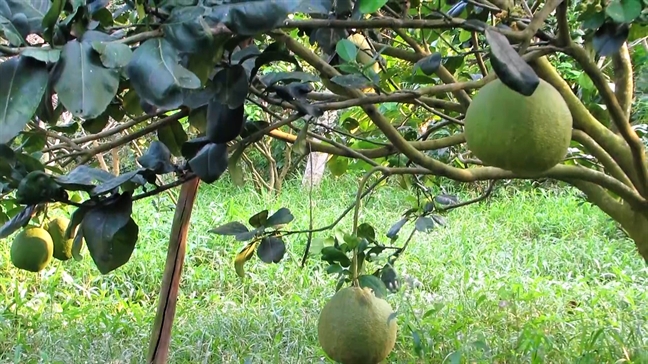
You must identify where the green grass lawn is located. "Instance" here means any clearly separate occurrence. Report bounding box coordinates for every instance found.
[1,175,647,363]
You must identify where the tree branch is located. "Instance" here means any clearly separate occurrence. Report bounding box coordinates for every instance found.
[518,0,563,54]
[571,129,634,188]
[565,45,647,194]
[612,43,634,128]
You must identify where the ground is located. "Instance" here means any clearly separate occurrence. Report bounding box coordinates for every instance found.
[1,175,647,363]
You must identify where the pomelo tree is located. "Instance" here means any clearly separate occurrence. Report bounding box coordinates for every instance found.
[1,0,647,362]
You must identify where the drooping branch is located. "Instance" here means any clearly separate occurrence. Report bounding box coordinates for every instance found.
[273,31,648,210]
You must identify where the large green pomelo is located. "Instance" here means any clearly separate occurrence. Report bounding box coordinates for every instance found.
[10,226,54,273]
[317,286,398,364]
[463,78,573,174]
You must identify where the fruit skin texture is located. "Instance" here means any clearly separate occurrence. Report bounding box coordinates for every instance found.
[463,78,573,174]
[10,227,54,273]
[318,286,398,364]
[46,217,73,261]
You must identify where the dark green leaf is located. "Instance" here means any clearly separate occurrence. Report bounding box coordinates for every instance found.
[188,142,228,183]
[41,0,64,42]
[163,6,213,53]
[249,43,301,81]
[54,165,114,191]
[261,71,319,87]
[484,27,539,96]
[157,120,188,157]
[0,14,27,46]
[415,216,436,232]
[4,0,51,33]
[381,265,399,292]
[0,56,49,144]
[414,52,442,75]
[235,228,259,242]
[326,263,344,274]
[0,205,35,239]
[91,41,133,68]
[592,22,630,56]
[249,209,269,228]
[206,100,245,144]
[358,274,389,298]
[21,47,61,63]
[257,236,286,263]
[80,193,134,273]
[85,216,139,274]
[91,169,147,196]
[435,194,459,206]
[206,0,302,36]
[431,214,447,226]
[213,65,249,109]
[65,203,92,239]
[137,140,176,174]
[125,38,201,110]
[181,136,211,160]
[357,222,376,242]
[53,39,120,119]
[209,221,249,235]
[16,170,65,205]
[330,74,370,88]
[321,246,352,267]
[266,207,294,227]
[386,217,407,239]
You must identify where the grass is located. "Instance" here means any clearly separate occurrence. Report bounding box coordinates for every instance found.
[1,174,648,363]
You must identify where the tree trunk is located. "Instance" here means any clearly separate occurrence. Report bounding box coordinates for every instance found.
[569,180,648,262]
[302,91,338,188]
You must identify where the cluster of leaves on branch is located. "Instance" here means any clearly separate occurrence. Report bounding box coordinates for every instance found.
[0,0,647,278]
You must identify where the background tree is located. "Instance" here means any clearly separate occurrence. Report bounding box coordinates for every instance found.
[0,0,647,362]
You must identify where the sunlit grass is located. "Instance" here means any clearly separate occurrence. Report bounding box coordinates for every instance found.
[1,175,647,363]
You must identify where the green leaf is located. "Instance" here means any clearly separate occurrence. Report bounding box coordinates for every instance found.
[606,0,642,23]
[206,101,245,144]
[327,156,349,176]
[414,52,442,75]
[41,0,64,43]
[227,142,246,187]
[0,56,49,144]
[53,39,120,119]
[125,38,201,110]
[359,0,388,14]
[91,41,133,68]
[0,205,35,239]
[336,38,358,63]
[138,140,175,174]
[157,120,188,157]
[358,274,389,298]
